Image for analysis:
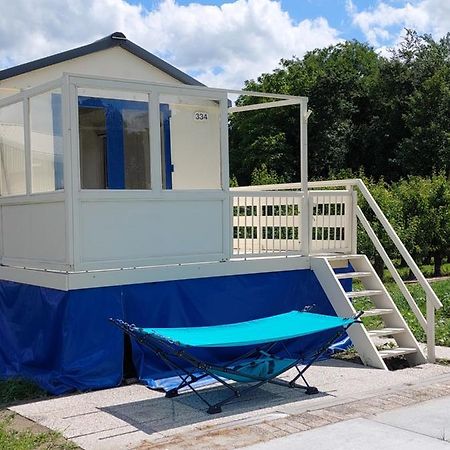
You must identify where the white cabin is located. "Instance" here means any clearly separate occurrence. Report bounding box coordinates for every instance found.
[0,33,442,393]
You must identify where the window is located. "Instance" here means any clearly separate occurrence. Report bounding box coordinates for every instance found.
[0,102,26,196]
[30,90,63,192]
[77,89,151,190]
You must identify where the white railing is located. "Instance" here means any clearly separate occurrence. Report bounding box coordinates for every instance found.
[231,186,354,256]
[309,190,353,254]
[232,191,303,257]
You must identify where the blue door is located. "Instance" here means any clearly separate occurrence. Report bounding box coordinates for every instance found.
[78,97,173,189]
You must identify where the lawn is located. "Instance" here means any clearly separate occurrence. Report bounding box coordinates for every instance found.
[384,262,450,280]
[0,413,76,450]
[354,278,450,347]
[0,379,75,450]
[0,379,47,407]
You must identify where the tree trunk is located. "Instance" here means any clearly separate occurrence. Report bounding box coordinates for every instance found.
[433,253,443,278]
[373,255,384,281]
[423,254,432,265]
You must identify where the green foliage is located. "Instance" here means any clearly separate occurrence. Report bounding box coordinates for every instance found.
[229,174,239,187]
[357,173,450,277]
[230,31,450,185]
[250,163,285,186]
[352,279,450,347]
[387,279,450,346]
[396,174,450,276]
[0,379,46,406]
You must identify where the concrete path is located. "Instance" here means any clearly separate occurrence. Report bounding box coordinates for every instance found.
[245,396,450,449]
[9,360,450,449]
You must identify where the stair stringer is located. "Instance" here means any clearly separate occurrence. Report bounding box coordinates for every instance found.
[351,255,427,366]
[311,256,388,370]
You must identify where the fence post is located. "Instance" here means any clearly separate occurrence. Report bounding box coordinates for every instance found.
[300,99,309,255]
[426,296,436,363]
[350,186,358,254]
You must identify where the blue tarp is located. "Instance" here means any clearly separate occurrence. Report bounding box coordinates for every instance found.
[0,269,352,394]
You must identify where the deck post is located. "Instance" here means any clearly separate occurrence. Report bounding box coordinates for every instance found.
[426,296,436,363]
[300,99,309,255]
[351,186,358,254]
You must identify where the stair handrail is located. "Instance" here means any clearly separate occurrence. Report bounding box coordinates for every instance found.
[298,178,443,309]
[355,179,443,310]
[356,206,428,331]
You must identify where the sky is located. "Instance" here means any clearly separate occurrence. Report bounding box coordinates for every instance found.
[0,0,449,88]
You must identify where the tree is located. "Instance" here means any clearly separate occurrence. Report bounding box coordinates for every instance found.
[229,31,450,185]
[229,41,383,184]
[417,174,450,276]
[392,31,450,177]
[386,174,450,277]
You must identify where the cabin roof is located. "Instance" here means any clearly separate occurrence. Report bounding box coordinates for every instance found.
[0,32,204,86]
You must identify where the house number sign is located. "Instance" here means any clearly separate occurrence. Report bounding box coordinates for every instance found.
[194,111,209,121]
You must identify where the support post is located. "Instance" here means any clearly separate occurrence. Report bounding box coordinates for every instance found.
[426,296,436,363]
[351,187,358,254]
[300,99,309,255]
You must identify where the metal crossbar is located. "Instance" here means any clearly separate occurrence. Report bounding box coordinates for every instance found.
[110,314,360,414]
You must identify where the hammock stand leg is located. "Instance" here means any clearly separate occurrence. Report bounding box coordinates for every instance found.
[153,348,242,410]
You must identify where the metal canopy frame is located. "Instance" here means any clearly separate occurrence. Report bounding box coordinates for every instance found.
[226,89,310,254]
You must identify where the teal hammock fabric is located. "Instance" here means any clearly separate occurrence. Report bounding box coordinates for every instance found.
[139,311,355,348]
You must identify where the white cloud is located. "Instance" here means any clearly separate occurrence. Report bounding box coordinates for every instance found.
[348,0,450,47]
[0,0,340,88]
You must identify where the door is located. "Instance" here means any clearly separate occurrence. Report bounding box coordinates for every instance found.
[78,97,173,189]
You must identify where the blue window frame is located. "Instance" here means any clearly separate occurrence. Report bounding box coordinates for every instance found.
[78,96,173,189]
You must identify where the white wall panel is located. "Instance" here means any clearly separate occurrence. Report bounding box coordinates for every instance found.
[79,199,224,266]
[169,102,221,189]
[2,201,66,262]
[0,47,183,97]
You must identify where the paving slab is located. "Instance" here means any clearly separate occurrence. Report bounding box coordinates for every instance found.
[373,396,450,442]
[9,360,450,449]
[242,417,450,450]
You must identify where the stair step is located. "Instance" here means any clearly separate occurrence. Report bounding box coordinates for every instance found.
[336,271,372,280]
[325,254,362,262]
[363,308,393,317]
[347,289,383,299]
[378,347,417,358]
[368,327,405,338]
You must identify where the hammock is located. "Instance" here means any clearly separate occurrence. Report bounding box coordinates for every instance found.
[110,310,360,414]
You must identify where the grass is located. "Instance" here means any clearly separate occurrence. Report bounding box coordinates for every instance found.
[0,380,76,449]
[0,379,47,407]
[352,278,450,347]
[0,414,76,450]
[383,262,450,281]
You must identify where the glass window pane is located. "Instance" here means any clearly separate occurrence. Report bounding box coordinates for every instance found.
[30,90,63,193]
[79,107,107,189]
[160,95,221,190]
[123,109,150,189]
[0,102,26,196]
[77,88,150,190]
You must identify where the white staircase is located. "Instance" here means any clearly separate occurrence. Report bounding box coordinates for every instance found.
[311,254,427,369]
